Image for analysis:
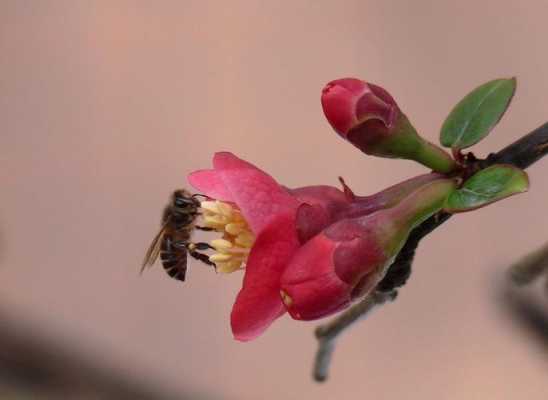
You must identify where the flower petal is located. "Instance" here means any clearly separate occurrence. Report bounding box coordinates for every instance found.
[294,203,330,243]
[280,233,351,320]
[283,273,351,320]
[231,212,300,341]
[289,185,349,211]
[230,287,286,342]
[213,151,258,170]
[290,185,352,243]
[321,78,396,136]
[280,217,387,321]
[187,152,259,202]
[187,169,234,201]
[212,153,300,234]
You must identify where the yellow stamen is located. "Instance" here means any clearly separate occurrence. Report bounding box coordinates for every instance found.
[200,201,220,213]
[216,259,244,273]
[203,215,228,228]
[200,200,255,274]
[209,253,232,262]
[225,222,245,235]
[231,212,245,223]
[211,238,233,251]
[216,201,233,218]
[235,232,254,248]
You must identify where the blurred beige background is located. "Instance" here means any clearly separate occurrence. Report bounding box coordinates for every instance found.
[2,1,548,399]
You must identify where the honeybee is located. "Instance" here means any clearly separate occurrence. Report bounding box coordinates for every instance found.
[141,189,214,282]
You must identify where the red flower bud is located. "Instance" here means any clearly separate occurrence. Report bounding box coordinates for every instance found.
[321,78,397,138]
[322,78,456,173]
[280,178,456,320]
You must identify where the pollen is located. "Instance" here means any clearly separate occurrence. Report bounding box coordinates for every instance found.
[200,200,255,274]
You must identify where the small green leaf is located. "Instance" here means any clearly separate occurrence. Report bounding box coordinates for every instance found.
[445,164,529,213]
[440,78,516,149]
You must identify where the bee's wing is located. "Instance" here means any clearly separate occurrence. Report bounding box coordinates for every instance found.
[141,222,168,273]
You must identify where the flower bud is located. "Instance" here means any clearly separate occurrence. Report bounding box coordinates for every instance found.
[279,178,456,320]
[321,78,456,173]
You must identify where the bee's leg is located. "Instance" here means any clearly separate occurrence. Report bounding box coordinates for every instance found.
[174,242,215,266]
[195,226,215,231]
[188,250,215,266]
[188,242,214,251]
[172,241,211,251]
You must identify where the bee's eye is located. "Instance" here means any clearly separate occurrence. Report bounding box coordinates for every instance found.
[174,195,194,209]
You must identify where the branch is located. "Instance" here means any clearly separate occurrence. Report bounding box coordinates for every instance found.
[313,290,397,382]
[499,242,548,353]
[508,241,548,286]
[313,122,548,382]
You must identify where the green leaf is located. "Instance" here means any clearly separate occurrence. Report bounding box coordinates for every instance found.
[444,164,529,213]
[440,78,516,149]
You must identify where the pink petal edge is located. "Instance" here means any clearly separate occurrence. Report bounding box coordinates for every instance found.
[187,169,234,202]
[231,212,301,341]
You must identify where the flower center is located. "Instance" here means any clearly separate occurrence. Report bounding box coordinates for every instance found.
[200,200,255,273]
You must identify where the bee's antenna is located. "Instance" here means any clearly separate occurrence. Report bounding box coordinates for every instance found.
[192,193,211,200]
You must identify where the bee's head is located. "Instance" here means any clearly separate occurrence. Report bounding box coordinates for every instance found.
[160,190,199,226]
[172,189,199,209]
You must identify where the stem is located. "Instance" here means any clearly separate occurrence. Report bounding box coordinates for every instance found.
[416,139,458,173]
[313,291,397,382]
[312,121,548,382]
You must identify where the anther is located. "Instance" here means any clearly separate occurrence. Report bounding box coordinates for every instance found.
[225,222,245,235]
[209,253,232,262]
[216,259,244,273]
[211,239,233,251]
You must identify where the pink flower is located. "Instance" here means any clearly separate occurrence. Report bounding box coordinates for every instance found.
[188,152,350,341]
[188,152,454,340]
